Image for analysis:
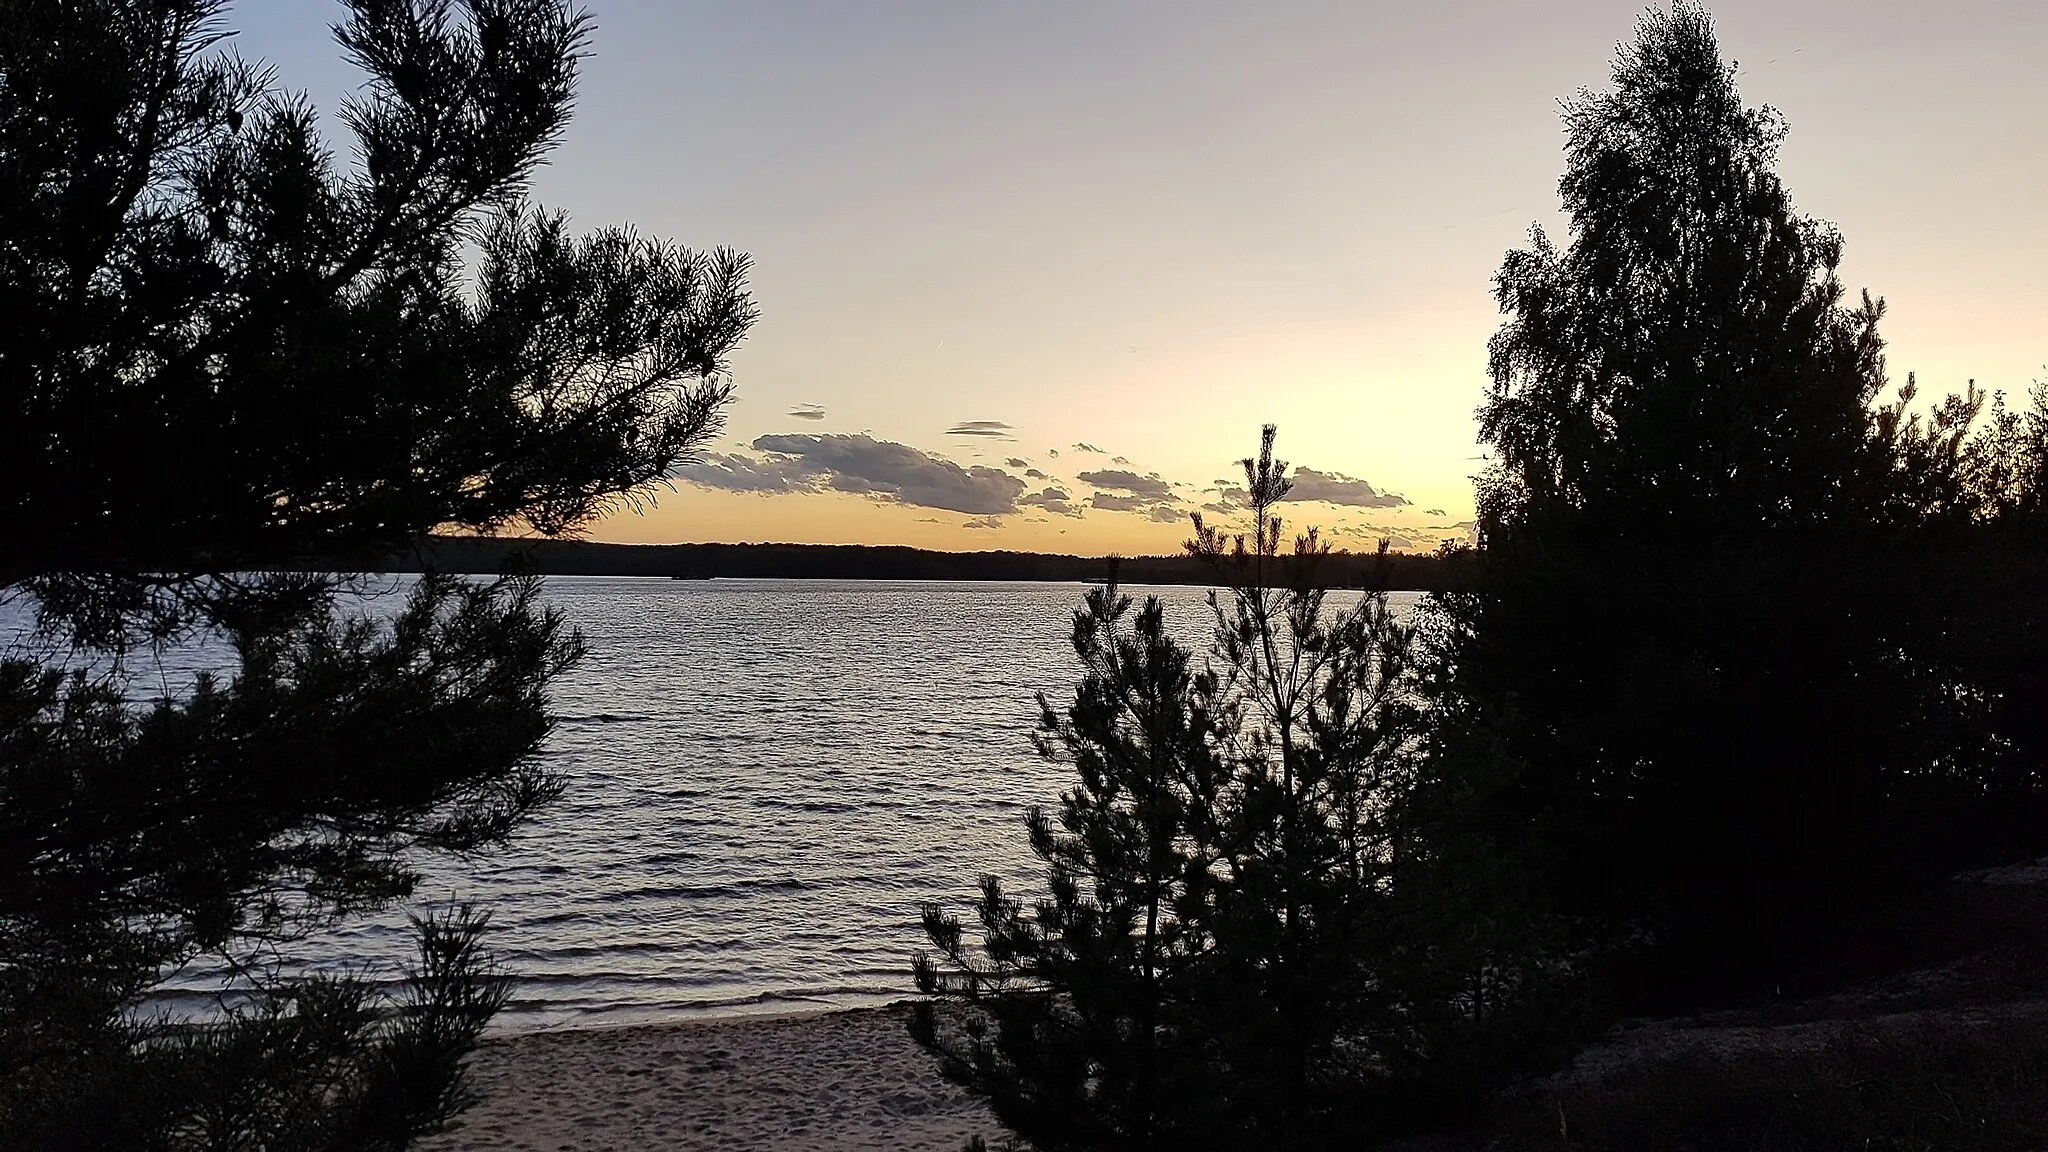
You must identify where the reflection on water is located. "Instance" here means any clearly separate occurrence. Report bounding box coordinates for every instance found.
[5,577,1416,1031]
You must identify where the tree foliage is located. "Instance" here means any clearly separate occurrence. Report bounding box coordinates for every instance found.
[913,428,1426,1150]
[922,9,2048,1148]
[1479,5,1890,541]
[2,0,753,620]
[0,0,753,1145]
[1426,0,2048,1000]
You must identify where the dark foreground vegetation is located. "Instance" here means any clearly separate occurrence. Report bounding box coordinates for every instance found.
[0,0,753,1146]
[3,0,2043,1150]
[1483,1022,2048,1152]
[393,535,1456,589]
[1420,871,2048,1151]
[913,5,2048,1149]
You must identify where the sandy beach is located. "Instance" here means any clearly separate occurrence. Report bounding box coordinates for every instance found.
[419,1004,998,1152]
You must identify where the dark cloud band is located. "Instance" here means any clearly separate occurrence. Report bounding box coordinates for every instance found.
[1078,469,1174,502]
[946,420,1014,438]
[1283,467,1408,508]
[678,433,1025,515]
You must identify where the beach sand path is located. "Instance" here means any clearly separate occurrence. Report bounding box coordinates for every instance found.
[420,1005,997,1152]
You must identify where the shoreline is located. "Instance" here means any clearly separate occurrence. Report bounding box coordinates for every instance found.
[422,1001,997,1152]
[485,991,908,1039]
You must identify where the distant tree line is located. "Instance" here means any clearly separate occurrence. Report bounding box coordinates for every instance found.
[390,536,1458,590]
[913,5,2048,1149]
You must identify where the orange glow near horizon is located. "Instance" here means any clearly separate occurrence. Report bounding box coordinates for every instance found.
[589,485,1471,557]
[224,3,2046,556]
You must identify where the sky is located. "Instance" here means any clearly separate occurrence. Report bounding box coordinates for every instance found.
[231,1,2048,555]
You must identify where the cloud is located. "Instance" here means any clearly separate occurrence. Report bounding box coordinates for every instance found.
[1281,467,1409,508]
[1200,469,1410,511]
[947,420,1013,438]
[1025,468,1047,479]
[1205,483,1252,513]
[1090,492,1152,512]
[677,433,1030,516]
[1078,469,1174,502]
[1073,442,1105,454]
[674,452,820,494]
[1004,457,1030,469]
[1425,507,1447,516]
[1079,468,1184,520]
[1325,524,1420,551]
[1046,448,1060,458]
[1111,455,1130,465]
[787,404,827,421]
[962,515,1003,529]
[1020,486,1083,518]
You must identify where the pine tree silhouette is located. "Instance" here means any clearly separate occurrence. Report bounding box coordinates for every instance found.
[1421,0,2048,1004]
[914,428,1425,1150]
[0,1,754,1144]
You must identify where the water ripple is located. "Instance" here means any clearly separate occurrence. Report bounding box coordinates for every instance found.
[7,577,1412,1031]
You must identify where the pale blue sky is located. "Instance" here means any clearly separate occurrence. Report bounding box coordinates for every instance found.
[229,1,2048,552]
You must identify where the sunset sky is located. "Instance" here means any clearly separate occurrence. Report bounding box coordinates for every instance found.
[237,1,2046,554]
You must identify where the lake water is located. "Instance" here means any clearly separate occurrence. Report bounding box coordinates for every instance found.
[7,577,1416,1032]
